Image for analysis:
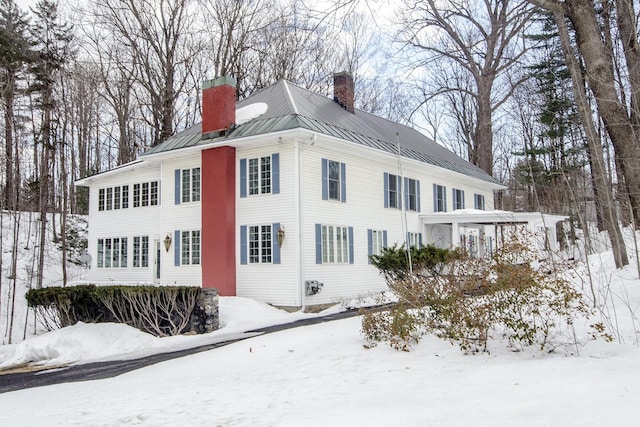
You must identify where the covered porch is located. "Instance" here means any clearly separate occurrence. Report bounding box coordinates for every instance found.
[420,210,567,259]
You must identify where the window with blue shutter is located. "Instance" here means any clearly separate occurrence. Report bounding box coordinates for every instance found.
[433,184,447,212]
[240,154,278,197]
[322,158,346,202]
[453,188,465,210]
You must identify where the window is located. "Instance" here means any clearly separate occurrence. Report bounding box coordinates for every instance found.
[316,224,353,264]
[150,181,158,206]
[248,225,272,263]
[248,157,271,195]
[406,178,419,212]
[240,223,281,265]
[133,184,141,207]
[142,182,149,207]
[322,158,346,202]
[180,168,201,203]
[368,229,387,261]
[96,237,127,268]
[133,236,149,268]
[433,184,447,212]
[453,188,465,210]
[122,185,129,208]
[114,187,121,210]
[384,173,400,209]
[98,189,105,211]
[106,188,113,211]
[240,154,279,198]
[408,232,422,248]
[474,193,485,210]
[181,230,201,265]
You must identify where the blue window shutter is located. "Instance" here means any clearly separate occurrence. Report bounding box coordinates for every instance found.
[404,177,409,209]
[417,180,421,212]
[272,223,281,264]
[397,175,402,210]
[461,190,465,209]
[174,230,180,266]
[452,188,457,210]
[348,226,354,264]
[315,224,322,264]
[240,226,247,265]
[272,154,280,194]
[239,159,247,198]
[383,173,389,208]
[433,184,437,212]
[321,158,328,200]
[340,162,347,203]
[174,169,181,205]
[419,233,423,248]
[367,229,373,263]
[383,230,388,247]
[406,232,411,249]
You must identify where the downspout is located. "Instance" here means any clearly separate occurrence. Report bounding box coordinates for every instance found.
[295,138,306,311]
[159,159,164,284]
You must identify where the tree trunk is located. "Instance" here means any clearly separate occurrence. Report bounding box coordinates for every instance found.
[554,11,628,267]
[562,0,640,226]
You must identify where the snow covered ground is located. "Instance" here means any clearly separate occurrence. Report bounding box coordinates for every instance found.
[1,251,639,426]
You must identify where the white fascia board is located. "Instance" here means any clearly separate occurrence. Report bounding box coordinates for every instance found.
[419,210,567,225]
[74,159,145,186]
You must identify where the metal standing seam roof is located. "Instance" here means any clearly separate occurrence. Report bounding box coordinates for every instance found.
[142,80,502,186]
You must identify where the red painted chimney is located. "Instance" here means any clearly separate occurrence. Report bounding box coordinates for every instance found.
[333,71,355,113]
[202,76,237,137]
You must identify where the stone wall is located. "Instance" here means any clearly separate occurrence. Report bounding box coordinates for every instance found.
[190,288,220,333]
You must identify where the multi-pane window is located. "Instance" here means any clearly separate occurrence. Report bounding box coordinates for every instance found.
[97,237,127,268]
[408,232,421,248]
[474,193,486,210]
[322,158,346,202]
[142,182,149,207]
[248,157,271,195]
[122,185,129,208]
[370,230,385,257]
[181,230,201,265]
[133,184,141,207]
[98,185,131,211]
[248,225,272,263]
[181,168,201,203]
[434,184,447,212]
[387,173,399,209]
[114,187,121,210]
[150,181,158,206]
[322,225,350,263]
[328,160,340,200]
[453,188,465,210]
[133,236,149,268]
[407,178,418,211]
[106,188,113,211]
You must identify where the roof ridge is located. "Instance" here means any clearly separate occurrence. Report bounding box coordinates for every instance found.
[282,80,299,115]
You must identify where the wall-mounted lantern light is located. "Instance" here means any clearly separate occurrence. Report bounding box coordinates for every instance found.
[277,226,285,248]
[164,234,172,252]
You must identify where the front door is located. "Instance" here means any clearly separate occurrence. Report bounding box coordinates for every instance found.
[154,240,161,282]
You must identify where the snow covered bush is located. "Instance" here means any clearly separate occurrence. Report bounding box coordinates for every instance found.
[362,238,596,353]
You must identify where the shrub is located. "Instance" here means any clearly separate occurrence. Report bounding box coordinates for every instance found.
[26,285,200,337]
[364,235,594,353]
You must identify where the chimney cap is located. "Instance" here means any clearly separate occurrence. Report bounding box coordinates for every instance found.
[203,75,237,90]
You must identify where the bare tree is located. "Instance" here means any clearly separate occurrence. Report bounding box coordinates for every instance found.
[398,0,535,176]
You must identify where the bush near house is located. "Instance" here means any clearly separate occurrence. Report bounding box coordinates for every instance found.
[362,238,600,353]
[26,285,206,337]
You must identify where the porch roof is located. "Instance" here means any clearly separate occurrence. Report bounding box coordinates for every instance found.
[419,209,568,226]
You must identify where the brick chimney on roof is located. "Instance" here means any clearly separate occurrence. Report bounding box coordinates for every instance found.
[333,71,354,113]
[202,76,237,137]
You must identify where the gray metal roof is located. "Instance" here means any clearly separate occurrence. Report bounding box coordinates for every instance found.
[143,80,501,185]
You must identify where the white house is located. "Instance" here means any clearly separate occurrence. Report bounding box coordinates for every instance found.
[75,72,563,310]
